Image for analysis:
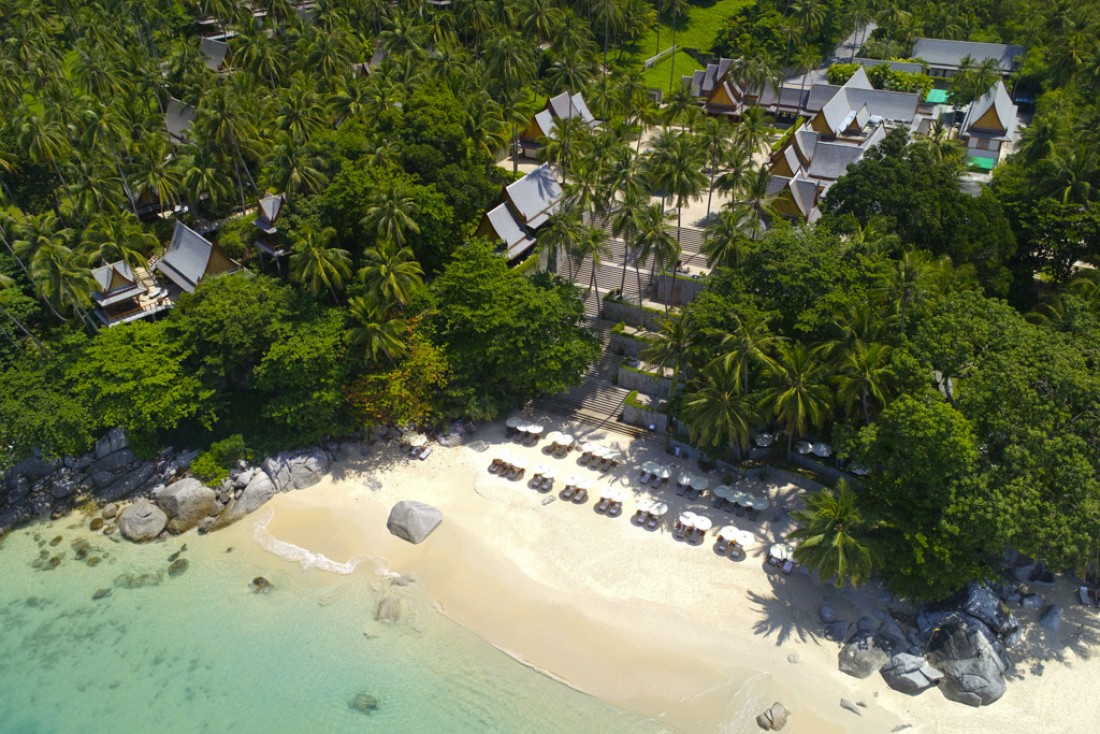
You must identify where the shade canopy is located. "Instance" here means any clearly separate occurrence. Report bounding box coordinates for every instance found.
[655,467,672,479]
[603,450,623,462]
[746,494,770,510]
[566,475,582,487]
[728,489,749,505]
[693,515,713,532]
[527,424,544,435]
[678,512,697,529]
[558,434,575,447]
[532,464,551,477]
[716,525,740,541]
[713,486,733,499]
[731,529,756,547]
[402,432,428,447]
[577,477,593,491]
[794,440,813,455]
[636,499,654,514]
[811,442,833,458]
[690,476,710,491]
[678,472,693,485]
[649,502,669,517]
[545,430,563,444]
[754,432,775,447]
[770,543,794,561]
[506,417,521,428]
[642,460,658,474]
[581,442,601,454]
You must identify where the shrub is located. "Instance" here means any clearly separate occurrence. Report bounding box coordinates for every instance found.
[190,434,250,484]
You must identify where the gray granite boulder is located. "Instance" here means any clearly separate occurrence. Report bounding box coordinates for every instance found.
[755,702,789,730]
[154,478,216,533]
[213,470,277,529]
[95,427,130,459]
[386,501,442,544]
[838,632,890,679]
[926,621,1007,706]
[963,582,1017,635]
[880,653,943,694]
[819,605,838,624]
[1039,605,1062,632]
[89,449,136,476]
[824,621,853,642]
[118,500,168,542]
[95,463,156,502]
[262,448,330,492]
[50,476,80,499]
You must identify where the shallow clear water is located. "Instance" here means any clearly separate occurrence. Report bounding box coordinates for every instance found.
[0,516,665,734]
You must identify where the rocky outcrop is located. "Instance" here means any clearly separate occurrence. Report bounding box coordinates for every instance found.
[880,653,943,694]
[838,632,890,679]
[117,500,168,542]
[213,470,276,529]
[755,702,789,731]
[386,501,442,545]
[962,583,1018,637]
[925,620,1008,706]
[154,478,216,533]
[262,448,330,493]
[95,427,129,459]
[376,596,402,623]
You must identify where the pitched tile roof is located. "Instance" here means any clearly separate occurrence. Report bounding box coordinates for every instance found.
[505,163,562,230]
[961,81,1016,137]
[165,98,196,144]
[91,261,145,307]
[911,38,1024,71]
[156,221,236,293]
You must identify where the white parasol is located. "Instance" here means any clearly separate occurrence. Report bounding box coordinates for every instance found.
[754,432,775,447]
[558,434,575,448]
[641,460,658,474]
[728,489,748,505]
[609,488,628,503]
[636,499,654,515]
[713,486,733,499]
[692,515,713,532]
[794,440,813,455]
[716,525,740,541]
[678,512,697,529]
[532,465,551,478]
[527,424,544,436]
[580,442,600,454]
[602,450,623,462]
[655,466,672,480]
[506,417,521,428]
[402,432,428,447]
[577,477,593,491]
[544,431,563,444]
[649,502,669,517]
[565,475,582,488]
[850,465,870,476]
[770,543,794,561]
[746,494,770,510]
[690,475,710,491]
[731,529,756,547]
[678,472,693,486]
[811,442,833,458]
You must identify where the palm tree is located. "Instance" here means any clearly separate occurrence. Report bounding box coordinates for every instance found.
[539,207,585,278]
[29,240,98,327]
[632,202,679,310]
[717,312,783,395]
[873,250,942,336]
[263,135,328,198]
[361,182,420,248]
[646,130,707,245]
[697,116,733,221]
[663,0,691,92]
[790,480,875,588]
[702,208,755,270]
[288,225,352,303]
[642,312,695,406]
[611,188,647,293]
[357,243,424,311]
[832,340,895,425]
[682,360,757,459]
[0,273,46,351]
[758,343,832,459]
[80,212,157,272]
[572,225,610,305]
[347,295,407,367]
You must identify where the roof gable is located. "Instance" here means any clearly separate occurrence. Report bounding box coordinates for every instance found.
[962,81,1016,135]
[156,221,236,293]
[504,164,563,229]
[199,38,229,70]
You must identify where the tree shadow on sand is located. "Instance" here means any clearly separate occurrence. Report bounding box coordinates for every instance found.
[325,439,417,484]
[746,573,825,648]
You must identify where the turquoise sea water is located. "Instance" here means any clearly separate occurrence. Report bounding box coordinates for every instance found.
[0,516,665,734]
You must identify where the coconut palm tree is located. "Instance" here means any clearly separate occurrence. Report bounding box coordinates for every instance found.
[697,116,734,221]
[357,243,424,311]
[263,134,328,198]
[645,130,707,245]
[80,212,157,272]
[539,207,585,278]
[873,250,942,336]
[632,201,679,310]
[572,225,610,305]
[833,340,895,425]
[789,479,875,589]
[642,311,695,407]
[717,312,783,395]
[758,343,832,459]
[288,225,352,303]
[362,182,420,248]
[29,240,98,327]
[682,360,757,459]
[347,295,407,367]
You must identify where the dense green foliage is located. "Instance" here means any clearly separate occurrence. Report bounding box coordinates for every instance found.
[826,62,934,96]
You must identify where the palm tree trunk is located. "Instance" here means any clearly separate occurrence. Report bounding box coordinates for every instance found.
[0,301,46,352]
[861,386,870,425]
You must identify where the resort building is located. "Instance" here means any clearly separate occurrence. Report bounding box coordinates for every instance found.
[199,37,231,71]
[767,68,920,223]
[90,261,172,326]
[477,163,563,262]
[254,193,290,268]
[155,221,239,294]
[958,81,1018,170]
[910,38,1024,79]
[517,91,599,158]
[165,98,196,145]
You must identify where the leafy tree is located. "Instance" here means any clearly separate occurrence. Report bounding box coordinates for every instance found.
[682,360,756,458]
[429,241,598,418]
[347,327,450,428]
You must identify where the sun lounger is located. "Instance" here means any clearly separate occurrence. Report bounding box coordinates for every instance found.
[560,485,576,501]
[645,514,659,530]
[639,470,651,483]
[632,509,648,524]
[734,503,746,517]
[715,538,729,554]
[730,544,742,559]
[747,508,759,522]
[417,445,432,461]
[540,477,553,492]
[674,523,686,540]
[1080,586,1100,606]
[782,560,794,575]
[712,495,725,509]
[572,488,588,504]
[676,484,687,497]
[489,459,504,474]
[595,497,610,513]
[767,555,781,567]
[608,501,622,518]
[580,451,593,463]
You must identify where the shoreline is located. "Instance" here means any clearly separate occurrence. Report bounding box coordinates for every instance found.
[250,416,1100,733]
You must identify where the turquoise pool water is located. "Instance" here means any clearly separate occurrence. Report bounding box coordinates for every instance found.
[0,516,666,734]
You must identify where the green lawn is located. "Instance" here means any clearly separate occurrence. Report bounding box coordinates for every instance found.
[614,0,752,92]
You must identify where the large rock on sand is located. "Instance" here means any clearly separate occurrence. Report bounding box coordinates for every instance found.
[386,501,442,545]
[154,478,216,533]
[926,621,1008,706]
[880,652,943,694]
[262,448,330,492]
[118,500,167,542]
[213,471,276,529]
[838,632,889,679]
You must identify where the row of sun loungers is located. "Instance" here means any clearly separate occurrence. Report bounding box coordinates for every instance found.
[488,458,525,480]
[559,484,589,504]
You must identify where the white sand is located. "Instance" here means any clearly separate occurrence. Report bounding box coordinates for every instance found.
[254,415,1100,733]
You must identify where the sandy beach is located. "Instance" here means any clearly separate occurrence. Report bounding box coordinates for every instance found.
[254,414,1100,733]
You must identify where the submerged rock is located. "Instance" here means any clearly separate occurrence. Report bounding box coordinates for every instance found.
[102,503,119,519]
[375,596,402,623]
[250,576,273,594]
[349,691,379,714]
[92,588,112,601]
[167,558,190,578]
[90,517,104,531]
[113,572,163,589]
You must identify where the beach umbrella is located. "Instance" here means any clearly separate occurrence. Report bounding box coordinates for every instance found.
[641,460,658,474]
[811,442,832,458]
[728,489,748,505]
[590,446,608,459]
[713,486,733,499]
[731,529,756,547]
[581,441,600,454]
[678,512,697,529]
[636,499,654,515]
[566,475,582,487]
[545,430,563,444]
[746,494,770,510]
[508,456,527,470]
[794,440,812,455]
[754,432,774,447]
[678,472,693,486]
[600,487,616,500]
[850,465,870,476]
[770,543,794,561]
[539,466,555,480]
[693,515,713,532]
[558,434,574,448]
[506,417,521,428]
[528,424,544,436]
[655,466,672,480]
[577,477,593,491]
[689,475,710,491]
[649,502,669,517]
[717,525,740,541]
[610,488,628,503]
[532,464,551,478]
[402,432,427,447]
[603,450,623,462]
